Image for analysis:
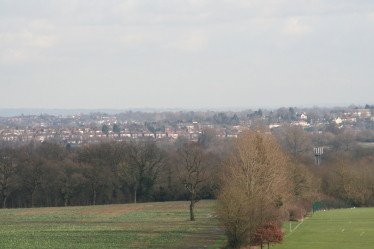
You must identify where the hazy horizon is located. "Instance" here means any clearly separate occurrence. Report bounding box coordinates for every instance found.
[1,101,372,117]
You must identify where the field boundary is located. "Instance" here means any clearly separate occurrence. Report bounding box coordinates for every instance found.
[284,220,303,237]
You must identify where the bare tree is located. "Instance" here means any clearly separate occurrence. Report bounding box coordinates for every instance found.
[173,142,220,221]
[0,148,18,208]
[275,125,313,156]
[116,158,140,203]
[81,158,113,205]
[312,132,334,147]
[56,159,86,207]
[306,111,321,123]
[198,128,217,148]
[17,155,51,208]
[327,157,366,203]
[37,141,67,162]
[216,129,292,248]
[288,160,321,201]
[331,131,357,152]
[125,141,166,203]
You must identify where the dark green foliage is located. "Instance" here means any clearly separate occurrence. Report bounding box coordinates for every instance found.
[248,109,263,118]
[113,123,121,133]
[289,107,295,115]
[102,124,109,134]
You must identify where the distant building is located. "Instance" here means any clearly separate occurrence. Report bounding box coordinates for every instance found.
[155,131,167,139]
[269,123,282,129]
[332,117,342,124]
[291,120,308,126]
[296,113,307,120]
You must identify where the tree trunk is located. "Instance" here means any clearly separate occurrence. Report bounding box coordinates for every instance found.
[190,198,195,221]
[64,193,68,207]
[261,241,263,249]
[134,188,137,204]
[31,190,35,208]
[93,190,96,205]
[2,195,7,209]
[2,187,8,208]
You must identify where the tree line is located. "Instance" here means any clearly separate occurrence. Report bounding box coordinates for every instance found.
[0,141,220,209]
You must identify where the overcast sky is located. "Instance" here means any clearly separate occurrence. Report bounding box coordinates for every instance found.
[1,0,373,110]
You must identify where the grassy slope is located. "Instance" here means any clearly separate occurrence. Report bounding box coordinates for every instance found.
[276,208,374,249]
[0,200,224,249]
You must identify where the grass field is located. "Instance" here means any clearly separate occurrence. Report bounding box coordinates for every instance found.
[359,142,374,148]
[5,201,373,249]
[276,208,374,249]
[0,200,225,249]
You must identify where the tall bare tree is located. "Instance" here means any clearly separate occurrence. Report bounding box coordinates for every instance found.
[17,155,51,208]
[125,141,166,203]
[216,129,292,248]
[81,158,113,205]
[173,142,220,221]
[56,159,86,207]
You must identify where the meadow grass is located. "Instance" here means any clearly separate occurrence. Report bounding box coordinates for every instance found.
[276,207,374,249]
[0,200,224,248]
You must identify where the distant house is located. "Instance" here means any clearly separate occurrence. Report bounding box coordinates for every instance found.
[143,131,155,138]
[215,132,226,139]
[190,132,199,141]
[108,133,119,139]
[155,131,166,139]
[344,109,371,118]
[332,109,372,118]
[60,134,70,140]
[232,126,249,132]
[296,113,307,120]
[60,129,71,134]
[166,131,178,139]
[120,132,131,138]
[198,124,214,131]
[178,131,190,139]
[291,120,308,126]
[35,135,46,142]
[226,133,238,138]
[185,125,195,132]
[342,117,356,123]
[332,117,342,124]
[131,132,143,139]
[269,123,282,129]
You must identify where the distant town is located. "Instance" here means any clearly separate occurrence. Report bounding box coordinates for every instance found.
[1,104,373,147]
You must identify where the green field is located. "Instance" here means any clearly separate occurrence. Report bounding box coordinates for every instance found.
[276,208,374,249]
[4,201,373,249]
[359,142,374,148]
[0,200,224,249]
